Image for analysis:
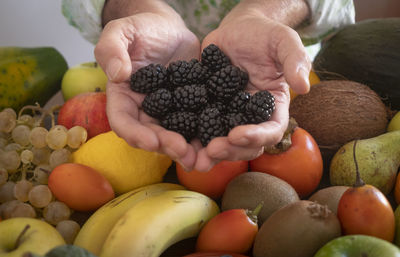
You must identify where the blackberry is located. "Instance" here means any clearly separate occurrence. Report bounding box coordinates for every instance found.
[229,91,251,113]
[142,88,174,119]
[160,112,198,142]
[207,65,249,102]
[245,90,275,124]
[167,59,208,88]
[198,107,228,146]
[201,44,231,72]
[226,112,249,130]
[206,101,227,114]
[174,84,208,112]
[130,64,168,93]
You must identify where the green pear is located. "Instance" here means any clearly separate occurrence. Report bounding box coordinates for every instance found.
[394,204,400,247]
[388,111,400,132]
[314,235,400,257]
[330,130,400,195]
[61,62,108,101]
[0,217,65,257]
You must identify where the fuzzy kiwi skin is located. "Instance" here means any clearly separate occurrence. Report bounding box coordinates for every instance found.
[253,200,341,257]
[221,172,299,226]
[309,186,349,215]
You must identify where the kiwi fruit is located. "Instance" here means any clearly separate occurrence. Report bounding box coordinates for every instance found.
[253,200,341,257]
[221,172,299,226]
[309,186,349,214]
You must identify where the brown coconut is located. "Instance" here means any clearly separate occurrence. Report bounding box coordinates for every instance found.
[289,80,389,160]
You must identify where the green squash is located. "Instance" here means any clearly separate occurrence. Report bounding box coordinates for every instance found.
[313,18,400,110]
[0,47,68,112]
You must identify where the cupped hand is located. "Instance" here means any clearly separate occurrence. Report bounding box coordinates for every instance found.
[195,13,312,171]
[94,13,201,170]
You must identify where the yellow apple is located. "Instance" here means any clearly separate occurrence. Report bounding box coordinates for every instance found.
[61,62,108,101]
[0,217,65,257]
[388,111,400,132]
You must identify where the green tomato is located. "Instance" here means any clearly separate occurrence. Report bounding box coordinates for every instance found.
[314,235,400,257]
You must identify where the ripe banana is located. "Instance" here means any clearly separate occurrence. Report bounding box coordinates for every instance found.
[73,183,185,255]
[99,189,220,257]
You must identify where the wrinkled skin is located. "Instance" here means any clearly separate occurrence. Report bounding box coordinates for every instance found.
[94,11,311,172]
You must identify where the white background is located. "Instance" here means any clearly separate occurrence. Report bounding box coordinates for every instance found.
[0,0,95,67]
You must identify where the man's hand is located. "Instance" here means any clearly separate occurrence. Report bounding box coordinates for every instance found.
[95,5,201,171]
[195,2,312,171]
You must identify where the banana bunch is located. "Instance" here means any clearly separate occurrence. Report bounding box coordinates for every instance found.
[74,183,220,257]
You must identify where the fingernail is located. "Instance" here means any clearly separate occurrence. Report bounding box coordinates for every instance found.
[106,58,122,81]
[298,67,311,88]
[234,137,250,146]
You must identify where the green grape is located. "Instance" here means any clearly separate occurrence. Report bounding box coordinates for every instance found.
[46,125,68,150]
[9,202,37,218]
[11,125,31,146]
[18,114,35,127]
[0,150,21,172]
[28,184,53,208]
[0,181,16,203]
[0,110,17,133]
[43,201,71,225]
[4,143,22,152]
[49,148,71,169]
[32,147,51,165]
[0,138,7,149]
[2,108,17,119]
[14,180,33,202]
[1,200,19,219]
[33,164,51,184]
[0,168,8,186]
[56,220,80,244]
[29,126,48,148]
[67,126,88,149]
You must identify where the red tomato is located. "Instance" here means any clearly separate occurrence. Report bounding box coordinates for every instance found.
[176,160,248,199]
[48,163,115,211]
[337,184,395,242]
[249,127,323,198]
[195,207,260,253]
[183,253,248,257]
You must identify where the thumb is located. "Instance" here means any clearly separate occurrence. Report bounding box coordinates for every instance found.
[94,20,132,83]
[277,30,311,95]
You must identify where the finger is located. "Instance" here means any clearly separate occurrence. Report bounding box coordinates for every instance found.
[206,137,265,161]
[193,148,219,172]
[276,28,311,95]
[106,83,160,151]
[228,89,289,147]
[156,129,197,171]
[94,19,133,83]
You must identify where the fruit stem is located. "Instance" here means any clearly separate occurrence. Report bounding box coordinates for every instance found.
[14,224,30,250]
[352,140,365,187]
[264,118,297,154]
[246,202,264,224]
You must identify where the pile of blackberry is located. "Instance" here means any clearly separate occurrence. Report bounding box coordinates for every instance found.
[130,44,275,146]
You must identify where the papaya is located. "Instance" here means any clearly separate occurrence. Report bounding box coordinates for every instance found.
[313,18,400,110]
[0,47,68,112]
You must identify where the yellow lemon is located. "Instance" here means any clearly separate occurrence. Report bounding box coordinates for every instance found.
[289,70,320,101]
[71,131,172,195]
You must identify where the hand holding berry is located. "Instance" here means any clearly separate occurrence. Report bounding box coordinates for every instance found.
[196,2,312,170]
[94,2,201,170]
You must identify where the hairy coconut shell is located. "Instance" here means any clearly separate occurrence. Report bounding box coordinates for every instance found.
[289,80,388,158]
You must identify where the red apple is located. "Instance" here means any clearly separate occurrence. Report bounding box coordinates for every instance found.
[57,92,111,139]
